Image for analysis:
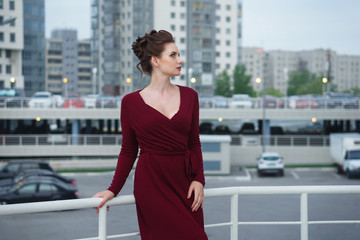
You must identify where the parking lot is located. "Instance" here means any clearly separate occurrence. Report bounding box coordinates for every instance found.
[1,168,360,240]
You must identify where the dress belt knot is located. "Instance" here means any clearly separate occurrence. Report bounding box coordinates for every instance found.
[140,148,196,176]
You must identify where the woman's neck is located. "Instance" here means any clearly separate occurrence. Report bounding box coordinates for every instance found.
[147,73,173,92]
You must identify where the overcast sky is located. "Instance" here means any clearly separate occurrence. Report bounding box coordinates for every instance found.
[45,0,360,55]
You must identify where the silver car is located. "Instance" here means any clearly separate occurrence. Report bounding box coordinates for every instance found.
[257,152,284,176]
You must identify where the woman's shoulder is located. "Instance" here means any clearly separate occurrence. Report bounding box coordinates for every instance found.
[178,85,198,98]
[121,91,140,107]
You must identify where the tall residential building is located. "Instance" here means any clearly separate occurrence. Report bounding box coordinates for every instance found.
[45,29,92,95]
[22,0,45,97]
[241,47,360,95]
[0,0,24,89]
[91,0,242,95]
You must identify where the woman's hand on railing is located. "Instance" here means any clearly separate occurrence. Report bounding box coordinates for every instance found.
[92,190,115,213]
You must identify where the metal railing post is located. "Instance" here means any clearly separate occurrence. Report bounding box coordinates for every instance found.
[230,194,238,240]
[300,193,308,240]
[98,205,107,240]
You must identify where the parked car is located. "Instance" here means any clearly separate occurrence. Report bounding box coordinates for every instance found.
[96,95,117,108]
[28,91,53,108]
[257,95,282,109]
[63,94,85,108]
[257,152,284,176]
[296,95,318,109]
[52,95,64,108]
[0,178,78,204]
[0,161,54,180]
[326,92,359,109]
[0,169,75,191]
[213,95,229,108]
[199,95,214,108]
[84,94,99,108]
[0,88,27,108]
[229,94,252,108]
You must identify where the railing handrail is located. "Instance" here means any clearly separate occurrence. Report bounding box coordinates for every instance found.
[1,185,360,240]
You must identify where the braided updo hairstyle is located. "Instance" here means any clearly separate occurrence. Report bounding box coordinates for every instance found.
[132,30,175,77]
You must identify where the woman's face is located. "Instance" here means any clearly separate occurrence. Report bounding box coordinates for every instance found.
[155,42,184,77]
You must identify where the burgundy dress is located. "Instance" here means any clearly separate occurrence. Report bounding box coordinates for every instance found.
[107,85,208,240]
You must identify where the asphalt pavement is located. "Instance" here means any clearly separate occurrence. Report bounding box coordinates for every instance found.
[1,167,360,240]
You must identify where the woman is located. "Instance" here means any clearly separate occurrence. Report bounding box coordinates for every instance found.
[93,30,208,240]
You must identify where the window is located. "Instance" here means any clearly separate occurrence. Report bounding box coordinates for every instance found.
[6,50,11,58]
[226,40,231,46]
[226,17,231,22]
[226,52,231,58]
[226,5,231,10]
[18,184,37,194]
[0,65,2,73]
[9,0,15,10]
[6,65,11,74]
[0,32,3,41]
[171,12,175,18]
[39,183,56,192]
[171,0,175,6]
[10,33,15,42]
[171,25,176,31]
[0,0,3,9]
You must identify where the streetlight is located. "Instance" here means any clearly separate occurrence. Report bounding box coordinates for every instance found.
[126,77,132,93]
[63,78,68,97]
[10,77,16,89]
[322,77,328,96]
[255,77,268,153]
[92,68,98,94]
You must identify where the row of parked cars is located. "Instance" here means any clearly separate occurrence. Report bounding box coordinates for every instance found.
[0,161,78,205]
[26,92,123,109]
[199,93,359,109]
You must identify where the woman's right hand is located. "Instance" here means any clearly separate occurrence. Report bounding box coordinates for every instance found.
[92,190,115,213]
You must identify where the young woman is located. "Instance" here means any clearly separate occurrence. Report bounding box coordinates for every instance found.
[93,30,208,240]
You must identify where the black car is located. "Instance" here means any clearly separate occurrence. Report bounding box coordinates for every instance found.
[0,178,78,205]
[0,161,54,180]
[0,169,76,191]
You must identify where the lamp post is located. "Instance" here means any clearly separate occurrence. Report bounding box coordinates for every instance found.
[255,77,268,153]
[126,77,132,93]
[322,77,328,96]
[63,78,68,98]
[10,77,16,89]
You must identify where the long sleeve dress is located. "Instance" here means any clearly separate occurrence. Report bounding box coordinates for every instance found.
[107,85,208,240]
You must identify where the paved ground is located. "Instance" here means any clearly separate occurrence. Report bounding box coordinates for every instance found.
[1,167,360,240]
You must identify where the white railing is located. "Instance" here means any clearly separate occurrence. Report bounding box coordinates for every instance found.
[1,185,360,240]
[0,134,329,147]
[1,96,359,110]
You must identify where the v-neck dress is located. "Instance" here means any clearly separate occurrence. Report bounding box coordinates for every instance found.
[107,85,207,240]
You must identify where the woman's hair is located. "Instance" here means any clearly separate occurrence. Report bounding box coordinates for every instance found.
[132,30,174,77]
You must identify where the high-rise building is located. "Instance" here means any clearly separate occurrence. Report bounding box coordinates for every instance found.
[22,0,45,97]
[45,29,92,96]
[0,0,24,89]
[91,0,242,95]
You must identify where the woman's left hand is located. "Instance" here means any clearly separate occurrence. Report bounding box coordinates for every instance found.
[187,180,204,212]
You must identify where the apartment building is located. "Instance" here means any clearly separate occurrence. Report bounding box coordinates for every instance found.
[45,29,92,95]
[91,0,242,95]
[242,47,360,95]
[0,0,24,89]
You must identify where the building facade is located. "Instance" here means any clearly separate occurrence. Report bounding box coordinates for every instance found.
[91,0,242,95]
[45,29,92,96]
[0,0,24,89]
[22,0,45,97]
[242,47,360,95]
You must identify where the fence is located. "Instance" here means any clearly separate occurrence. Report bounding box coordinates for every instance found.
[1,185,360,240]
[0,134,329,147]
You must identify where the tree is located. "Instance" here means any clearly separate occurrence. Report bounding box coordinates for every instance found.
[214,70,232,97]
[287,70,323,96]
[233,65,255,97]
[264,88,284,97]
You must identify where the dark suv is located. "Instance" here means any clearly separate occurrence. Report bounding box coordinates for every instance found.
[0,88,26,108]
[0,161,54,180]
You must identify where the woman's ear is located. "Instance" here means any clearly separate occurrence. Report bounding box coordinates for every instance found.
[151,56,159,67]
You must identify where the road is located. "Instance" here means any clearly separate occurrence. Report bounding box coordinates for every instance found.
[1,167,360,240]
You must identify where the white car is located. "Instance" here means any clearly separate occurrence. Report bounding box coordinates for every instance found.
[28,92,53,108]
[84,94,99,108]
[257,152,284,176]
[229,94,252,108]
